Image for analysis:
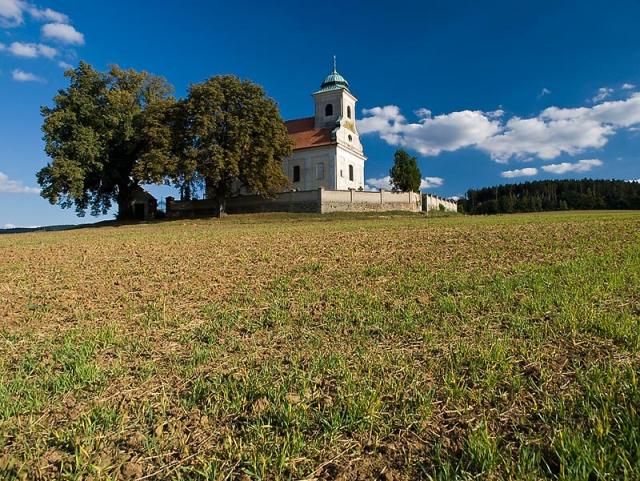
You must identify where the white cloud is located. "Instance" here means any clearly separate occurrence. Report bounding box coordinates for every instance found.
[540,159,603,174]
[25,4,67,23]
[1,223,40,229]
[482,93,640,162]
[592,87,614,103]
[5,41,57,58]
[622,83,636,90]
[501,168,538,178]
[362,94,640,163]
[57,60,73,69]
[0,0,23,26]
[420,177,444,189]
[12,68,44,82]
[359,105,501,156]
[0,42,5,51]
[365,175,444,191]
[478,115,613,162]
[538,87,552,98]
[0,171,40,193]
[365,175,393,191]
[42,22,84,45]
[0,0,68,26]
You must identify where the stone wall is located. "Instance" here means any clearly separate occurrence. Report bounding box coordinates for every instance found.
[422,194,458,213]
[166,188,423,217]
[321,189,421,213]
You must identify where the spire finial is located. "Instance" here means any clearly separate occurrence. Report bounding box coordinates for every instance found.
[332,55,337,74]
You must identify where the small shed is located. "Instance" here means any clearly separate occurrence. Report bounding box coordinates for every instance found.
[130,187,157,220]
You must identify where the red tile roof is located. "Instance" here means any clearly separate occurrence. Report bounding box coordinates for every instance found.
[285,117,334,151]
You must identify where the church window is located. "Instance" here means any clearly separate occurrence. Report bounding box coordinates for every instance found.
[347,106,352,119]
[316,162,324,180]
[348,134,353,142]
[349,165,354,181]
[325,104,333,116]
[293,165,301,182]
[340,169,344,178]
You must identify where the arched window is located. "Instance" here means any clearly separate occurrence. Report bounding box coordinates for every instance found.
[293,165,301,183]
[325,104,333,116]
[349,164,354,181]
[347,106,352,119]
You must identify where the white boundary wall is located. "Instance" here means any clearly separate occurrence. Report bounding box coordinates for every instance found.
[167,188,422,216]
[422,194,458,212]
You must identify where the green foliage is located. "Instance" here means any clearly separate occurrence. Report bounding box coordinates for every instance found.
[37,62,175,218]
[178,75,293,212]
[389,148,422,192]
[462,179,640,214]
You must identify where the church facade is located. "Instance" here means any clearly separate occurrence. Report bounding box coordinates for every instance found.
[282,59,367,191]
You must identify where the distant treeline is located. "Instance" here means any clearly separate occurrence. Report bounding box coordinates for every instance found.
[459,179,640,214]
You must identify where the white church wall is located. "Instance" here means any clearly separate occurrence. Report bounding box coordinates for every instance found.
[335,146,365,190]
[283,145,336,191]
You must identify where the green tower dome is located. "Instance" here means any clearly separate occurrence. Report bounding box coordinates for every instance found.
[318,56,350,92]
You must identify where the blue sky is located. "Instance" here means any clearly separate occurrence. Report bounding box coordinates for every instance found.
[1,0,639,226]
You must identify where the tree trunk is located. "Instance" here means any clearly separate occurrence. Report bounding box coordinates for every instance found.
[216,194,227,217]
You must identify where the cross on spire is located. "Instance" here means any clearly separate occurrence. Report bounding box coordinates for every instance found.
[332,55,337,74]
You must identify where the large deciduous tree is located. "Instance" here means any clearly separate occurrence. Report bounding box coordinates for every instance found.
[180,75,292,215]
[37,62,174,219]
[389,148,422,193]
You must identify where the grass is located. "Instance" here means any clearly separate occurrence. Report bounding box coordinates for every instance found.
[0,210,638,480]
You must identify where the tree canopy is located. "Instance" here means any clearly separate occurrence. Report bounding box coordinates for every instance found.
[38,66,293,218]
[177,75,292,214]
[460,179,640,214]
[37,62,175,219]
[389,149,421,193]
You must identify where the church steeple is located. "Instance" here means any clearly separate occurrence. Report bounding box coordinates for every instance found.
[318,55,350,93]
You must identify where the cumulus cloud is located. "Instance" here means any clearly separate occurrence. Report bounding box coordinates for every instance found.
[592,87,614,103]
[57,60,73,70]
[501,168,538,178]
[365,175,393,190]
[362,93,640,164]
[0,0,67,26]
[42,22,84,45]
[5,41,57,58]
[478,114,613,162]
[622,83,636,90]
[359,105,501,156]
[420,177,444,189]
[365,175,444,191]
[540,159,603,174]
[12,68,45,82]
[0,171,40,193]
[0,0,23,26]
[25,4,67,23]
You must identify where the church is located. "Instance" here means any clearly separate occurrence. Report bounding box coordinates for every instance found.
[165,60,450,216]
[282,58,366,191]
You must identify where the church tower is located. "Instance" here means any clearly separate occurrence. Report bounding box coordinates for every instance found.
[312,57,364,157]
[282,57,367,191]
